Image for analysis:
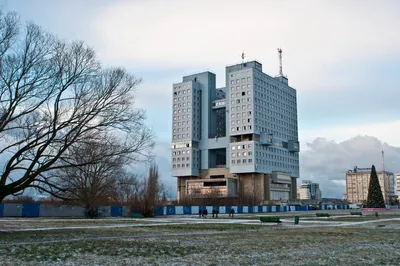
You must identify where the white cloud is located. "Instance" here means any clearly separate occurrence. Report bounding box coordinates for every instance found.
[92,0,400,92]
[300,120,400,149]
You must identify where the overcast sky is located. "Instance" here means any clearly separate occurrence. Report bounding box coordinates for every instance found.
[4,0,400,198]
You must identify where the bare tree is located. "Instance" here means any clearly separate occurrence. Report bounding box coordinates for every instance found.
[140,163,167,217]
[54,135,137,217]
[114,171,144,205]
[0,10,154,202]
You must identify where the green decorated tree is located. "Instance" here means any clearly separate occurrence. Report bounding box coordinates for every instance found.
[366,165,386,208]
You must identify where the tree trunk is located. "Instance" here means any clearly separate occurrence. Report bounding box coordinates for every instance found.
[86,206,97,218]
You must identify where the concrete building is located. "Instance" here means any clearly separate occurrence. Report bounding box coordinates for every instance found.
[297,180,322,200]
[172,58,300,203]
[346,166,395,204]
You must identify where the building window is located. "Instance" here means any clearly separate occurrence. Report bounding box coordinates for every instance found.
[231,153,236,157]
[232,146,236,150]
[232,160,236,164]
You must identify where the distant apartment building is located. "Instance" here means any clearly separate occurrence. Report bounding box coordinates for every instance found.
[172,57,300,202]
[297,180,322,200]
[346,166,395,204]
[396,173,400,200]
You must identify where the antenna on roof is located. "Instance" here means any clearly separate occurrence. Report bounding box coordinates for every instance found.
[241,51,245,63]
[277,48,283,76]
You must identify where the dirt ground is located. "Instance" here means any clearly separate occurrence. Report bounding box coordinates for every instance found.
[1,211,400,265]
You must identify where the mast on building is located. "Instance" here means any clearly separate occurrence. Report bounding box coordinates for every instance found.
[277,48,283,76]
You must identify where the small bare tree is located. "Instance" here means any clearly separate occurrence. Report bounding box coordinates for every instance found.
[139,164,167,217]
[0,10,154,202]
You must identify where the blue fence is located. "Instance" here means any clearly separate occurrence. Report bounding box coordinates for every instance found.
[22,203,40,217]
[110,206,123,217]
[153,204,348,216]
[0,204,349,217]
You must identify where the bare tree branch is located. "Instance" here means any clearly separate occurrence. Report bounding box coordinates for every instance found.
[0,10,154,202]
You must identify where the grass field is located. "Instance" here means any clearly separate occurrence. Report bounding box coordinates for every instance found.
[1,213,400,265]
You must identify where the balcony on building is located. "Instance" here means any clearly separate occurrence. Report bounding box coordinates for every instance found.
[288,140,300,152]
[260,132,273,146]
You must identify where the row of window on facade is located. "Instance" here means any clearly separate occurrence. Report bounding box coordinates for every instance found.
[230,77,251,85]
[172,163,200,169]
[231,111,252,118]
[172,150,201,156]
[230,85,252,93]
[173,127,191,133]
[255,159,298,170]
[173,95,193,102]
[173,108,191,115]
[231,104,252,113]
[173,120,200,127]
[173,102,192,109]
[173,89,191,95]
[172,156,200,162]
[231,118,252,125]
[231,151,252,157]
[231,125,252,132]
[231,144,253,150]
[231,158,253,164]
[255,152,298,164]
[231,97,252,106]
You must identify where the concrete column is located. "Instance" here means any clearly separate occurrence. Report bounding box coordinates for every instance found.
[291,177,297,200]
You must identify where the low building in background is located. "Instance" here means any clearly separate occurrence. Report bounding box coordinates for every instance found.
[346,166,395,205]
[297,180,322,200]
[342,194,348,201]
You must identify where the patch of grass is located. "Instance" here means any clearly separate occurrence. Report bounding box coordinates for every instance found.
[2,217,400,265]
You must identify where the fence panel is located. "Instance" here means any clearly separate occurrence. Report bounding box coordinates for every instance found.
[110,206,123,217]
[22,203,40,217]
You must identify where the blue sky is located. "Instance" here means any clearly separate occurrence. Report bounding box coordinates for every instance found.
[3,0,400,198]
